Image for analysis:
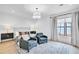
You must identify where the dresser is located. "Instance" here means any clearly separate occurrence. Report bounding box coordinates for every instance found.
[0,33,14,42]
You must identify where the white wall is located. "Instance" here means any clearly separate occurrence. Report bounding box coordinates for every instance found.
[0,13,32,33]
[0,12,52,40]
[38,18,51,40]
[0,13,33,26]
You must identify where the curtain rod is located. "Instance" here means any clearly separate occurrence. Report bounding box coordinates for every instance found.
[51,8,79,18]
[55,13,71,17]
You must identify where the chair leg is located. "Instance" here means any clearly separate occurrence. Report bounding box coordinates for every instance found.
[27,49,29,52]
[27,46,29,52]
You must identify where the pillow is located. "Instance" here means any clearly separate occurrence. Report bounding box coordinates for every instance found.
[15,36,21,42]
[22,35,30,41]
[15,36,21,40]
[18,36,21,39]
[30,34,36,37]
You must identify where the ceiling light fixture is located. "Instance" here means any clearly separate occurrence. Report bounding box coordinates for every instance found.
[32,8,41,19]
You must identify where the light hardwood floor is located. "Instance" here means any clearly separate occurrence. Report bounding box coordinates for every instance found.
[0,40,17,54]
[0,39,79,54]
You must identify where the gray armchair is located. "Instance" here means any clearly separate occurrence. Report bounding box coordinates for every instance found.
[20,37,37,52]
[36,33,48,44]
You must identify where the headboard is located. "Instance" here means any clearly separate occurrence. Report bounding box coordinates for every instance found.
[30,31,36,34]
[19,32,29,36]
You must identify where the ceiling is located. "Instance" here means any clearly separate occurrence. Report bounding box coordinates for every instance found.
[0,4,79,19]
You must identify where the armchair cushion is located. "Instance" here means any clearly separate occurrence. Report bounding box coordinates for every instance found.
[36,33,43,37]
[40,35,48,38]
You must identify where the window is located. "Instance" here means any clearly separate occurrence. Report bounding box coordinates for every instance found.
[57,17,72,36]
[66,18,72,36]
[57,19,65,36]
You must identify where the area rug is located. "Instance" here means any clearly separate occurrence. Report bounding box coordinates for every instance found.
[28,41,79,54]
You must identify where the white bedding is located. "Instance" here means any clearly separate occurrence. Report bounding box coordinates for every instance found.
[29,41,79,54]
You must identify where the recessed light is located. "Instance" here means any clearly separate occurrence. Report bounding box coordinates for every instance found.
[11,10,15,13]
[10,8,15,13]
[59,4,64,6]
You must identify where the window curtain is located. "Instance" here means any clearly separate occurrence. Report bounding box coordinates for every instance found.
[73,12,79,47]
[77,12,79,47]
[71,12,79,46]
[51,17,57,41]
[51,12,79,47]
[53,15,72,44]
